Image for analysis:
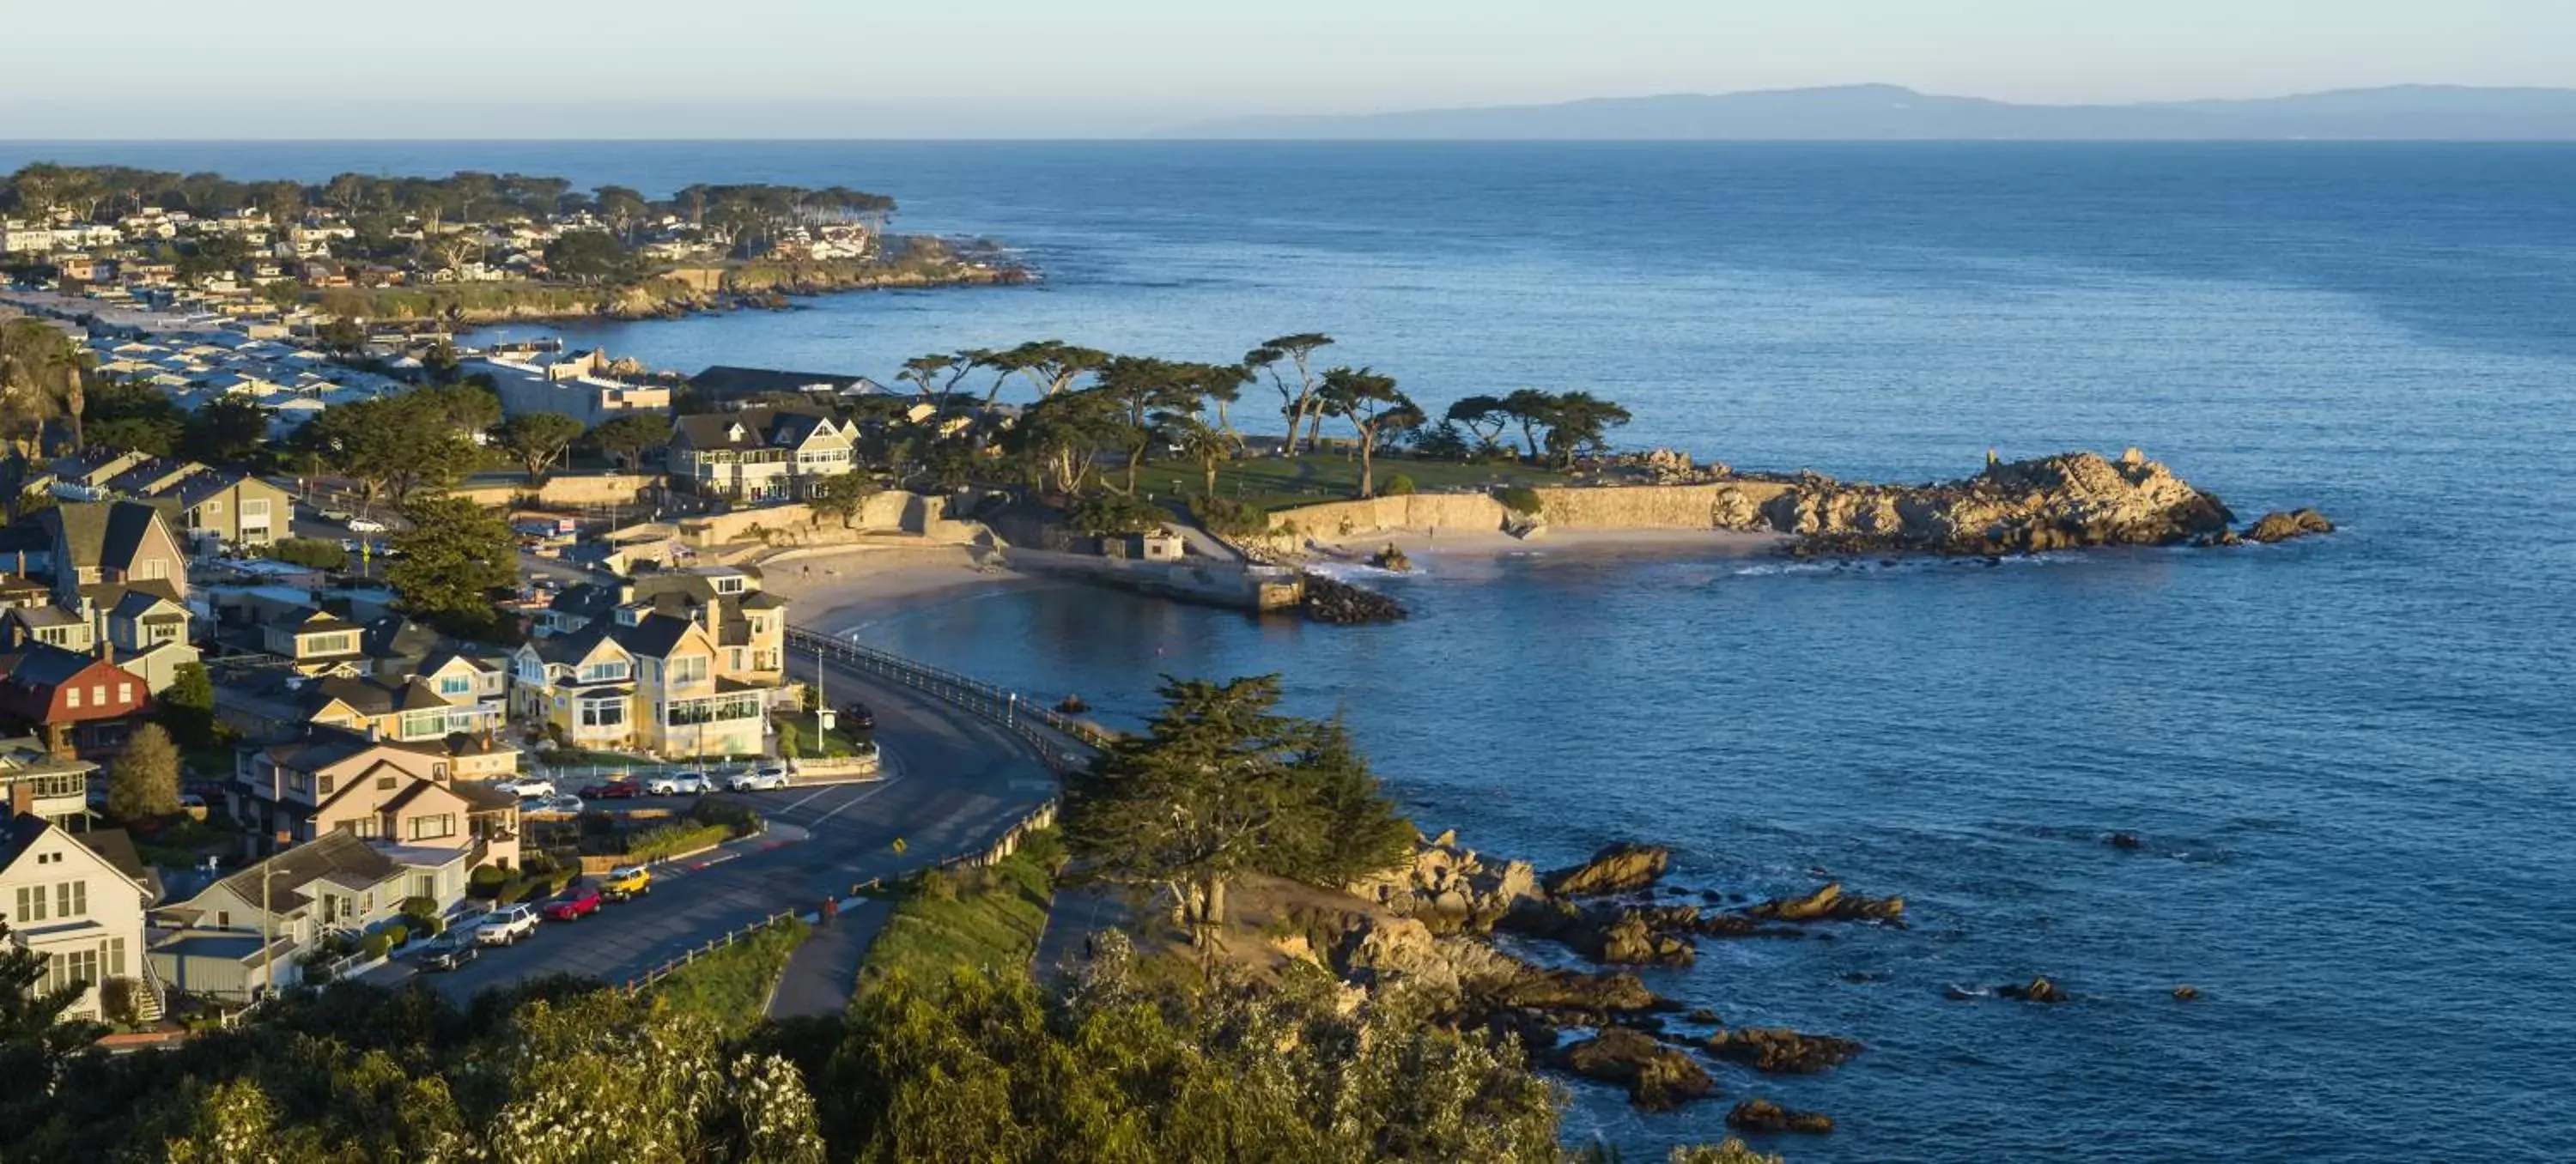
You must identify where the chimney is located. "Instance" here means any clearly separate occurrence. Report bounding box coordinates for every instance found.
[8,781,31,820]
[100,638,115,665]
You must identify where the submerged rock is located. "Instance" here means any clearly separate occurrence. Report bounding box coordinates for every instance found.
[2107,832,2145,851]
[2243,507,2336,543]
[1744,882,1905,924]
[1705,1028,1865,1074]
[2173,985,2202,1002]
[1554,1028,1717,1111]
[1543,842,1671,898]
[1727,1098,1836,1135]
[1997,976,2069,1003]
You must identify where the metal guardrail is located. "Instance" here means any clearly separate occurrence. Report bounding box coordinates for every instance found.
[786,626,1112,774]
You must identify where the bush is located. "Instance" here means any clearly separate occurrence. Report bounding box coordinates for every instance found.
[381,923,409,949]
[468,866,507,898]
[1383,474,1417,496]
[361,933,391,961]
[1067,493,1165,537]
[1495,485,1543,516]
[400,894,440,920]
[264,537,350,570]
[1190,495,1270,539]
[625,822,732,864]
[689,799,760,836]
[99,976,141,1027]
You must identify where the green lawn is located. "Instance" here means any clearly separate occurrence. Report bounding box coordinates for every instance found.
[1128,452,1571,513]
[651,917,810,1037]
[856,829,1062,999]
[772,714,868,760]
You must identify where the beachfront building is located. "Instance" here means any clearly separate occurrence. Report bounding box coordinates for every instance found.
[512,566,788,759]
[462,347,671,427]
[666,405,860,502]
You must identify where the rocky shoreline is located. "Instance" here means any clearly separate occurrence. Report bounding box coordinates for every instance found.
[347,240,1031,326]
[1300,830,1910,1125]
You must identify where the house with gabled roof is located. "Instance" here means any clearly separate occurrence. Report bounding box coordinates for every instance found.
[666,405,859,502]
[150,828,469,1001]
[0,643,150,760]
[0,787,161,1021]
[39,500,188,609]
[228,725,519,870]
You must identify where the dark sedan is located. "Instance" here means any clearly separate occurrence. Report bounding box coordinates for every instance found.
[418,933,479,972]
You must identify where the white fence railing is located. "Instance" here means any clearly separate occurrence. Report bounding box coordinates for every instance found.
[786,626,1109,774]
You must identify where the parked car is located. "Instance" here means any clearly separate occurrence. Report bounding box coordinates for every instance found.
[545,794,586,815]
[840,701,876,731]
[345,516,387,534]
[751,762,790,784]
[644,771,708,796]
[474,904,541,946]
[726,767,788,792]
[495,777,556,798]
[317,508,353,524]
[419,932,479,972]
[600,865,652,900]
[579,779,642,800]
[544,887,604,922]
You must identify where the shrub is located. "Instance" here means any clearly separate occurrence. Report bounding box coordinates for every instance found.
[1067,493,1165,537]
[1495,485,1543,516]
[689,798,761,836]
[625,822,732,863]
[469,866,507,898]
[1383,474,1417,496]
[400,894,440,920]
[99,976,141,1027]
[380,923,410,949]
[264,537,349,570]
[1190,495,1269,539]
[361,933,392,961]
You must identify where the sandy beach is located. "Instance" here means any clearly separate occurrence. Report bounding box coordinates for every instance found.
[758,543,1051,634]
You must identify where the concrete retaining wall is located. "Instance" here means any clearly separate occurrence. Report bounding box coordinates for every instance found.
[1266,481,1801,540]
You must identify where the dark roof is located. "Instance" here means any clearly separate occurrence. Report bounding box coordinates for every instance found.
[253,724,441,772]
[211,831,398,912]
[738,591,786,611]
[672,406,840,452]
[546,583,621,625]
[361,615,443,660]
[43,500,170,576]
[612,613,696,660]
[527,621,617,665]
[0,812,47,871]
[686,365,880,398]
[76,828,161,901]
[82,579,182,609]
[108,586,185,620]
[0,642,111,689]
[450,780,519,810]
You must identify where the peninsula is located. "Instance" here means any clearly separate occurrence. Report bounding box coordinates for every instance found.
[0,163,1024,330]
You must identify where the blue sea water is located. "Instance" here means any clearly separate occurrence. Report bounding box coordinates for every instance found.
[9,140,2573,1161]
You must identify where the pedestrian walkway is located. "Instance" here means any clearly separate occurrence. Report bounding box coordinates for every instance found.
[765,897,891,1019]
[1033,888,1131,984]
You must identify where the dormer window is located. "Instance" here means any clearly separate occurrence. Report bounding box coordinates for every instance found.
[726,423,746,442]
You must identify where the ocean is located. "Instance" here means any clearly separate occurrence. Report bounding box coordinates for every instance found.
[9,140,2572,1161]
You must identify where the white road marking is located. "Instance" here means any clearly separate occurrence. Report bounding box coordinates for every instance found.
[778,785,839,814]
[808,774,906,826]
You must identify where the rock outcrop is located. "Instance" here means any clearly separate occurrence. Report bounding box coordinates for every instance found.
[1997,976,2069,1003]
[1300,572,1406,623]
[1346,830,1541,935]
[1727,1099,1836,1135]
[1705,1028,1864,1074]
[1724,450,2239,555]
[1543,842,1672,898]
[2243,507,2336,543]
[1744,882,1905,924]
[1596,913,1698,967]
[1554,1028,1718,1111]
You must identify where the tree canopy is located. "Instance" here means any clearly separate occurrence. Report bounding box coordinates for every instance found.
[388,494,516,640]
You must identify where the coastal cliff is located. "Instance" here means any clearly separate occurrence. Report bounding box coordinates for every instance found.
[1261,449,2309,556]
[332,240,1026,324]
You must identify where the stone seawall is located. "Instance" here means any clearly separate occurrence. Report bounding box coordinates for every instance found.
[1267,482,1799,542]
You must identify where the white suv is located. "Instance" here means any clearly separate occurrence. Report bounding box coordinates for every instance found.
[645,772,708,796]
[495,777,556,799]
[474,904,541,946]
[726,766,788,792]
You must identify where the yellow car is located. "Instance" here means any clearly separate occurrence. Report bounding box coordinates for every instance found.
[601,865,652,900]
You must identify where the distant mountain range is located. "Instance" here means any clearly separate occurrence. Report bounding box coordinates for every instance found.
[1168,84,2576,141]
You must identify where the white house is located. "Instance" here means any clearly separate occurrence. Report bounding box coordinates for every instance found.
[0,792,161,1022]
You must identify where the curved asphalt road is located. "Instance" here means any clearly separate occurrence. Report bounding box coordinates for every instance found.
[383,654,1059,1002]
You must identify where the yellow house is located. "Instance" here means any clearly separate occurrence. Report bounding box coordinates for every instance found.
[511,610,767,759]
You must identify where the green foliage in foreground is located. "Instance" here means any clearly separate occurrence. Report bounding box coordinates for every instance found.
[858,829,1063,998]
[263,537,349,571]
[654,918,810,1038]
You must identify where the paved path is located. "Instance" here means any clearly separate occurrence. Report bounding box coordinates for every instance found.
[766,897,891,1019]
[380,656,1058,1003]
[1034,888,1133,984]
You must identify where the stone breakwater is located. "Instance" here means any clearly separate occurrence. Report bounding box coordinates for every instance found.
[1261,449,2330,557]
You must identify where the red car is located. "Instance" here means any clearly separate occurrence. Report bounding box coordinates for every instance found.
[580,779,642,800]
[544,887,603,922]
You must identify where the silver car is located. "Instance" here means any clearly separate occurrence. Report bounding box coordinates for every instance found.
[645,771,708,796]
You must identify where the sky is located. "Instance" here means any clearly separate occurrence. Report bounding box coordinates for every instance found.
[4,0,2569,137]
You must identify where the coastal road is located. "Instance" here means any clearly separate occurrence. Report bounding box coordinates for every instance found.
[377,659,1059,1001]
